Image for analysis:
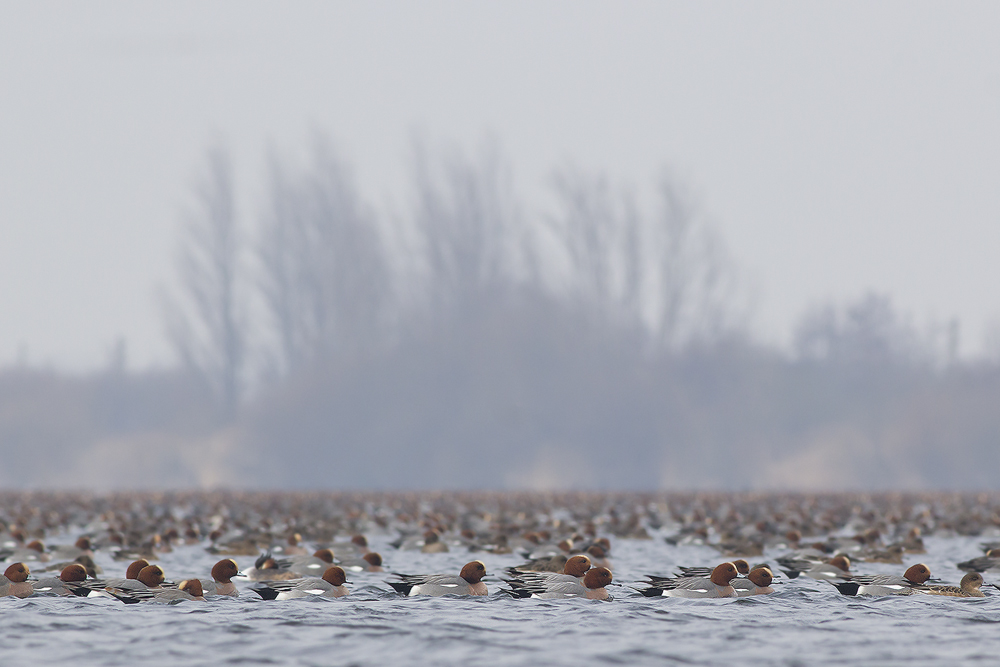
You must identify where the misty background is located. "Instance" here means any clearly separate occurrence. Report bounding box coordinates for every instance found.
[2,3,999,490]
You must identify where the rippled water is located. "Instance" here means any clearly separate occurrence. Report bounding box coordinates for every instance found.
[3,531,1000,666]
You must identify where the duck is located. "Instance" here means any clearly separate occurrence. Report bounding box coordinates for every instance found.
[48,537,95,563]
[199,559,241,596]
[112,579,207,604]
[252,566,349,600]
[245,549,335,581]
[504,554,591,585]
[387,561,488,596]
[639,562,740,598]
[522,538,574,561]
[62,559,154,598]
[915,572,986,598]
[43,554,102,578]
[29,563,90,596]
[675,559,750,579]
[104,564,169,594]
[734,566,775,596]
[0,562,33,598]
[273,533,309,556]
[420,531,450,554]
[336,552,384,573]
[860,545,905,565]
[831,563,932,596]
[328,535,369,557]
[956,549,1000,573]
[582,545,612,570]
[505,567,613,600]
[781,555,851,580]
[774,547,829,577]
[506,554,568,573]
[0,540,49,563]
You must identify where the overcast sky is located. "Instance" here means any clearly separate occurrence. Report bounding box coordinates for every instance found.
[2,1,999,371]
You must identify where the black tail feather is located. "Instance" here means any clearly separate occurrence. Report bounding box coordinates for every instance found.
[831,581,860,596]
[632,586,664,597]
[387,581,413,595]
[251,585,279,601]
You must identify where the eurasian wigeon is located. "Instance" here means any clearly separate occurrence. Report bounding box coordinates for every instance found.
[105,564,168,595]
[915,572,986,598]
[957,549,1000,573]
[593,537,613,555]
[781,555,852,581]
[48,537,94,563]
[506,567,613,600]
[336,552,384,573]
[895,527,926,554]
[30,563,90,596]
[664,526,710,546]
[640,562,740,598]
[582,545,612,570]
[328,534,368,557]
[420,531,450,554]
[478,534,512,554]
[676,559,750,579]
[1,540,49,563]
[104,560,155,589]
[507,554,568,573]
[504,554,591,585]
[207,533,261,556]
[522,538,574,561]
[113,579,207,604]
[831,563,932,596]
[713,537,764,558]
[861,545,905,565]
[252,566,350,600]
[774,548,829,578]
[60,559,150,598]
[765,529,803,551]
[44,554,102,578]
[276,533,309,556]
[387,561,488,596]
[734,567,775,596]
[0,563,33,598]
[199,559,241,596]
[245,549,335,581]
[0,527,26,550]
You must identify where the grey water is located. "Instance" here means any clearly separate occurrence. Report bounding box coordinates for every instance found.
[2,531,999,666]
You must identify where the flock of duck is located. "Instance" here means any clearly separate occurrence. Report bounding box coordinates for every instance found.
[2,490,999,603]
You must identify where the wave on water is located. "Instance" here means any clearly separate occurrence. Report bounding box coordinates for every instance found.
[3,491,1000,666]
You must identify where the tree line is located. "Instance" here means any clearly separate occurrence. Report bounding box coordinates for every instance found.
[0,135,992,490]
[163,135,748,414]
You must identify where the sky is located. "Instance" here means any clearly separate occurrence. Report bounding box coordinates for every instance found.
[2,1,999,371]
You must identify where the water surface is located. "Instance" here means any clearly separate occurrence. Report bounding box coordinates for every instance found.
[3,532,998,666]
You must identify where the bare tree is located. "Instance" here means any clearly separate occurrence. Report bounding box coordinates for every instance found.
[256,150,303,375]
[793,292,933,365]
[164,146,246,416]
[543,166,643,327]
[543,167,743,346]
[257,134,390,376]
[409,138,527,320]
[650,176,743,348]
